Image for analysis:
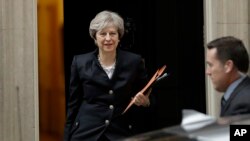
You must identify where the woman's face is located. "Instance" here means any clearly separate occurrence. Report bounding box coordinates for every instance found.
[95,26,120,53]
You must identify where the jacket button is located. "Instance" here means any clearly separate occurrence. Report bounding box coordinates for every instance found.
[109,90,113,95]
[105,120,110,125]
[109,105,114,109]
[75,122,79,126]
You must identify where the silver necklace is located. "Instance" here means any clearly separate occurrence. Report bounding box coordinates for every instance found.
[98,55,116,78]
[98,55,116,68]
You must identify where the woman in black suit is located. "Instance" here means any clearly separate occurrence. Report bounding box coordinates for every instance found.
[64,10,153,141]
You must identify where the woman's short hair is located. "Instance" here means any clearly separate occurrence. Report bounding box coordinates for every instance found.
[89,10,124,39]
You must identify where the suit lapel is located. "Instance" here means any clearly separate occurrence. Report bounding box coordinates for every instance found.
[221,77,250,115]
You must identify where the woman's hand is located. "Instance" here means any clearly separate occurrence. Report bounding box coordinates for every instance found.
[133,89,152,107]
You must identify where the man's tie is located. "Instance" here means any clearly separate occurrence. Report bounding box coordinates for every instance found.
[221,97,226,113]
[220,96,226,116]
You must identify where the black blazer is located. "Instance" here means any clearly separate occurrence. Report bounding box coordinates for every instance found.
[64,49,153,141]
[221,76,250,117]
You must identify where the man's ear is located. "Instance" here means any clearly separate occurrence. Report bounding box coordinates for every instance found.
[224,60,234,73]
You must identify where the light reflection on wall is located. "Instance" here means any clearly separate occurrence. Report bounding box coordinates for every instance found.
[38,0,64,140]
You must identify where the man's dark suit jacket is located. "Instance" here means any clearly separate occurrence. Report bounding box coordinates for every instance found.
[64,49,153,141]
[221,76,250,117]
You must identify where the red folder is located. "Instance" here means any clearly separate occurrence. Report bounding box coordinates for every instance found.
[122,65,167,114]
